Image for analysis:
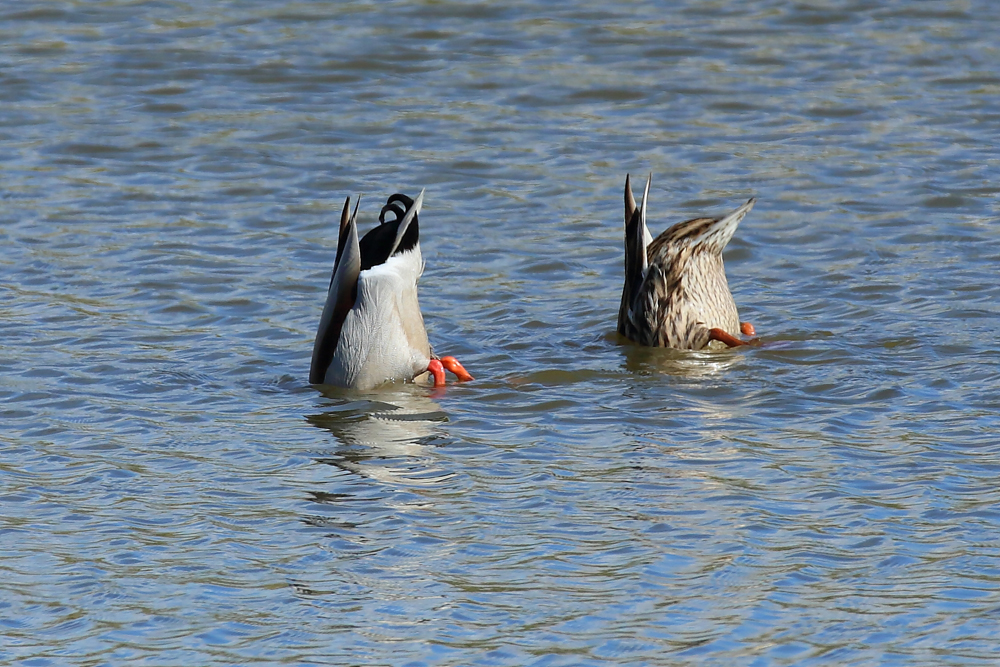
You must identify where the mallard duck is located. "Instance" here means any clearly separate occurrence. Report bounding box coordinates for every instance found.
[310,190,473,389]
[617,173,756,349]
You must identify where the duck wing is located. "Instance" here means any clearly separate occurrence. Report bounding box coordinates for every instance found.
[310,197,362,384]
[618,173,652,338]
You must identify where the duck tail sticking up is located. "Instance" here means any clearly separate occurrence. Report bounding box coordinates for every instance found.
[309,188,474,389]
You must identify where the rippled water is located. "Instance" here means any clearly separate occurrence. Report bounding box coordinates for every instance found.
[3,1,1000,664]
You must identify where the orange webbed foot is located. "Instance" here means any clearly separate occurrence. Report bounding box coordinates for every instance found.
[427,359,446,387]
[426,356,473,388]
[440,356,474,382]
[740,322,762,345]
[708,327,749,348]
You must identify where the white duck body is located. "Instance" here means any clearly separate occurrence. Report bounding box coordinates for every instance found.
[322,246,432,389]
[310,190,434,390]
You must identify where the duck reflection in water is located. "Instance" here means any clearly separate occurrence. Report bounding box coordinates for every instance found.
[306,385,449,487]
[620,343,745,380]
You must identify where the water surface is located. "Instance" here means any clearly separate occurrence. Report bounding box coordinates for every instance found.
[2,1,1000,665]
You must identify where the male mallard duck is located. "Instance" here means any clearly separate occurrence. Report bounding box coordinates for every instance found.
[617,173,756,349]
[310,190,473,389]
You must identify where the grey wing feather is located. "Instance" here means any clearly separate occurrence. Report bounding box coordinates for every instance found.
[310,209,361,384]
[618,174,652,337]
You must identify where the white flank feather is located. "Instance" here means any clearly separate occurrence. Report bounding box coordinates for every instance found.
[322,246,431,389]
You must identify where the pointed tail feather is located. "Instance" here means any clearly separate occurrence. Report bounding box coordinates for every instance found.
[333,195,361,279]
[639,173,652,248]
[687,197,755,255]
[339,196,351,238]
[625,173,637,226]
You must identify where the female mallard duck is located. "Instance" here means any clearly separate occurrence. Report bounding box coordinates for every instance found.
[618,173,756,349]
[310,190,473,389]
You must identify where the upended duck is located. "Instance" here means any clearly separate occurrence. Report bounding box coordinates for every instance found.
[617,173,757,349]
[310,190,473,389]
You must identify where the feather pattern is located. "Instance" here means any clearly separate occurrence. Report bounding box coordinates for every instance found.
[617,174,754,349]
[311,190,434,389]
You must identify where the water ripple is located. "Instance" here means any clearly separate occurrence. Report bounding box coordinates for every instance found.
[2,0,1000,665]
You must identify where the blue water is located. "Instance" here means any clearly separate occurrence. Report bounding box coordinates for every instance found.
[2,1,1000,664]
